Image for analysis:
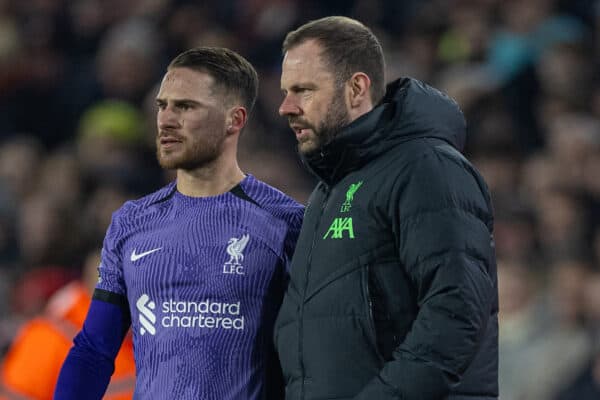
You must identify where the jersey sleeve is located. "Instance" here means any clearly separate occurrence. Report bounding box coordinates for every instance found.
[54,296,131,400]
[96,203,132,296]
[356,146,496,399]
[54,204,134,400]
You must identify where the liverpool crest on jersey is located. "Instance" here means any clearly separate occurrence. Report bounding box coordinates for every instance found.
[223,234,250,275]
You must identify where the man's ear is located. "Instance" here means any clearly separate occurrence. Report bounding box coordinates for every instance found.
[347,72,372,109]
[226,106,248,135]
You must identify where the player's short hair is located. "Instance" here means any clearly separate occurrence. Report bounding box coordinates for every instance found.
[283,16,386,104]
[169,47,259,113]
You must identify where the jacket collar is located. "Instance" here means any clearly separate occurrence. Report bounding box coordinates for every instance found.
[301,77,466,185]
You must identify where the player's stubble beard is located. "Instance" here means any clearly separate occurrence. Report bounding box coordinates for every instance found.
[156,120,227,171]
[291,86,350,157]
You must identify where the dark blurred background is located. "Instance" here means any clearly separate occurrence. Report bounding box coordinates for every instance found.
[0,0,599,398]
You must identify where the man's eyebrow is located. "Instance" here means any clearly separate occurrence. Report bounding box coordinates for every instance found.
[155,98,204,105]
[282,83,318,92]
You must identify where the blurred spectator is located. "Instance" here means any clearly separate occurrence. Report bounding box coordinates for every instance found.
[16,192,82,269]
[0,249,135,399]
[0,136,43,202]
[555,354,600,400]
[536,43,594,113]
[37,147,83,209]
[240,150,313,204]
[9,266,75,321]
[487,0,586,83]
[56,17,165,144]
[492,202,540,264]
[75,99,161,194]
[535,188,589,261]
[498,258,546,400]
[555,269,600,399]
[95,19,163,103]
[472,149,522,201]
[79,183,135,248]
[437,0,493,65]
[500,258,594,399]
[523,259,595,400]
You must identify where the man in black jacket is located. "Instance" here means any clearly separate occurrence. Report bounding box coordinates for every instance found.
[275,16,498,400]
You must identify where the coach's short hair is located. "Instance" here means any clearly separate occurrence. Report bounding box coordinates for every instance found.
[169,47,259,113]
[283,16,386,104]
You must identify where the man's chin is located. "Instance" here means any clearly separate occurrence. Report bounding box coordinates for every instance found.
[157,153,220,171]
[157,159,179,170]
[297,140,319,157]
[157,153,186,170]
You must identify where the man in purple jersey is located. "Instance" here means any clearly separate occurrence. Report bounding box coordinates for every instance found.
[54,47,304,400]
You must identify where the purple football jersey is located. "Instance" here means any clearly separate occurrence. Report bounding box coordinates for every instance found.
[96,175,303,399]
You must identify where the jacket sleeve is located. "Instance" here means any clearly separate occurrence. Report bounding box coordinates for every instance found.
[355,146,496,399]
[54,293,131,400]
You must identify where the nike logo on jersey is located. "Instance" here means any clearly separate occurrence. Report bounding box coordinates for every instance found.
[131,247,162,262]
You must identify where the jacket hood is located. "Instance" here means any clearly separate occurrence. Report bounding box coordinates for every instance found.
[302,77,467,185]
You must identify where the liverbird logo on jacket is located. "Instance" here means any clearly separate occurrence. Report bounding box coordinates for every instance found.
[341,181,363,212]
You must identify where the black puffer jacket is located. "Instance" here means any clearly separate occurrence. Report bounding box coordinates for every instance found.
[275,78,498,400]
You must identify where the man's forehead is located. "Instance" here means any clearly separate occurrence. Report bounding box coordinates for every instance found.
[284,39,325,65]
[162,68,215,86]
[281,42,334,85]
[158,68,216,95]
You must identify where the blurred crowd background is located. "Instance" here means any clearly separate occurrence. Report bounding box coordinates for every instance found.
[0,0,599,398]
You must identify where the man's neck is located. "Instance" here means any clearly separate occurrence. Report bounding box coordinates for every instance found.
[176,160,245,197]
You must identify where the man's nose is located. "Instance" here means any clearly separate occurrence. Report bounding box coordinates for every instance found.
[157,107,179,130]
[279,95,301,117]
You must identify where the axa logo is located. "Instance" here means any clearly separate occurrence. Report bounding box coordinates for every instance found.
[323,217,355,239]
[223,234,250,275]
[136,294,156,335]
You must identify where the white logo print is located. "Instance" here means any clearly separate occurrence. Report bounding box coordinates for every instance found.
[137,297,245,331]
[223,234,250,275]
[136,294,156,335]
[130,247,162,262]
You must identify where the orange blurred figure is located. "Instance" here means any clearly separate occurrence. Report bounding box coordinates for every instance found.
[0,251,135,399]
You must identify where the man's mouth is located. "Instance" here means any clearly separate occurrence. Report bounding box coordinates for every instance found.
[158,135,184,149]
[291,125,311,140]
[159,137,182,144]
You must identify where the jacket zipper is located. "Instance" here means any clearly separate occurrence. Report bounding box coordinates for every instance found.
[363,265,385,365]
[299,184,330,399]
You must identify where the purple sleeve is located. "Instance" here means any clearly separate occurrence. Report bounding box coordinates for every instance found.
[54,292,131,399]
[283,206,304,270]
[96,205,129,296]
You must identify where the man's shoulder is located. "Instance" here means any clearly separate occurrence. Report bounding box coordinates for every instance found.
[241,175,304,221]
[113,182,177,220]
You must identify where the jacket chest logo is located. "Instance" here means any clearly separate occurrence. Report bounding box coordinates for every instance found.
[340,181,363,212]
[323,181,363,240]
[322,181,362,240]
[323,217,355,239]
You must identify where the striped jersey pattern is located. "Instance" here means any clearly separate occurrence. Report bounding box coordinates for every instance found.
[96,175,304,400]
